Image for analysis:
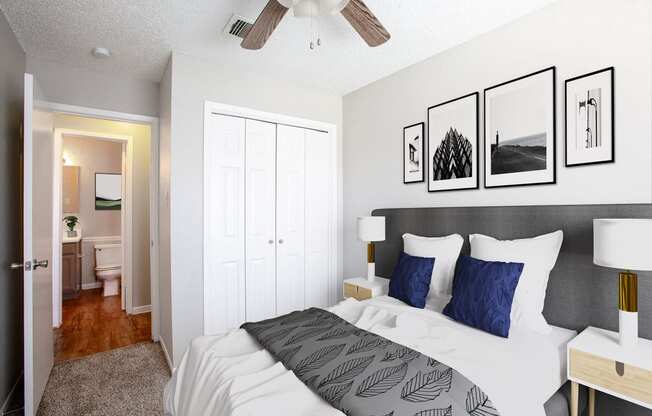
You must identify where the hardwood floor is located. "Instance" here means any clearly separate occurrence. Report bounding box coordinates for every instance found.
[55,289,151,363]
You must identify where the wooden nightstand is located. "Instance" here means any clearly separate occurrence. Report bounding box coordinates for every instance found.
[343,277,389,301]
[567,326,652,416]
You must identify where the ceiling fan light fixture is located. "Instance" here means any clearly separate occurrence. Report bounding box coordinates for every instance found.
[291,0,351,17]
[276,0,300,8]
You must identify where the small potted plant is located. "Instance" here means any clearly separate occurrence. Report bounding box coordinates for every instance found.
[63,216,79,237]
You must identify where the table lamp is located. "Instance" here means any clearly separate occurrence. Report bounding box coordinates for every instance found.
[357,216,385,282]
[594,218,652,347]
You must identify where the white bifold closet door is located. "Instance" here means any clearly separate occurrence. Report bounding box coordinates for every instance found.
[245,120,277,321]
[276,125,306,315]
[204,114,246,335]
[304,129,332,309]
[204,111,334,335]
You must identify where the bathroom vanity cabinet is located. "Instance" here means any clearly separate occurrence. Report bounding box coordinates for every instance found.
[62,241,82,299]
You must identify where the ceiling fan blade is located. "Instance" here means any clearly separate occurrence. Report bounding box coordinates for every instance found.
[241,0,289,50]
[340,0,390,47]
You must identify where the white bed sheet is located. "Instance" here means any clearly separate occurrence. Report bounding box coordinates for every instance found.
[164,296,576,416]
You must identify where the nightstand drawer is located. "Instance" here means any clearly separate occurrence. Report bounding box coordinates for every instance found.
[569,348,652,406]
[343,283,372,301]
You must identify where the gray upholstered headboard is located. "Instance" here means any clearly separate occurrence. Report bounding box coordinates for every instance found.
[371,204,652,338]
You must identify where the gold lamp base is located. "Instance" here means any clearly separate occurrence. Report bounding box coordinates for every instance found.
[618,271,638,348]
[619,271,638,313]
[366,242,375,282]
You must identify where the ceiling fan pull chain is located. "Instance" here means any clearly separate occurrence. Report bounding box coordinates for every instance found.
[316,12,321,47]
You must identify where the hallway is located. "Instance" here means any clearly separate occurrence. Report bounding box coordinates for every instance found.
[55,289,151,363]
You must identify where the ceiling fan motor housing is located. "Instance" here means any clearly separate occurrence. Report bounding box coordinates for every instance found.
[278,0,351,17]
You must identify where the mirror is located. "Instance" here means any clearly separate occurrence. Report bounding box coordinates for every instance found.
[95,173,122,210]
[62,166,80,213]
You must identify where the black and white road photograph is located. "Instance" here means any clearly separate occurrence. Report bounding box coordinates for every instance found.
[427,92,478,192]
[484,67,556,187]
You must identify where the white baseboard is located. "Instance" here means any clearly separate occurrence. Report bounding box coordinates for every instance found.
[159,338,174,372]
[81,282,103,290]
[131,304,151,315]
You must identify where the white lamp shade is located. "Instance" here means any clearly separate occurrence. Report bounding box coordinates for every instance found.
[357,216,385,242]
[594,218,652,271]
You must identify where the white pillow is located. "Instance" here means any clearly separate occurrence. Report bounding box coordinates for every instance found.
[402,233,464,298]
[469,230,563,334]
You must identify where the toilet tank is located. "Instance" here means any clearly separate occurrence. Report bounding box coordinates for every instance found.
[94,243,121,268]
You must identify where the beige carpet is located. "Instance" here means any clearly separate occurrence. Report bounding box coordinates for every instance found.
[38,342,171,416]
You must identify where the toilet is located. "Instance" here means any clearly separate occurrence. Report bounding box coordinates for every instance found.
[94,243,122,297]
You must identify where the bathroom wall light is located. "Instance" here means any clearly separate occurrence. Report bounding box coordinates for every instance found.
[91,47,111,59]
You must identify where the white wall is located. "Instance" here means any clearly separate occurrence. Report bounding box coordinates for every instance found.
[26,56,160,117]
[158,58,173,361]
[343,0,652,278]
[164,52,343,365]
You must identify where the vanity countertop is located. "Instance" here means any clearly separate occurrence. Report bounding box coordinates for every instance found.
[63,235,81,244]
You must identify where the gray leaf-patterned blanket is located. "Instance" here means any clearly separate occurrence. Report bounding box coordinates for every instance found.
[241,307,500,416]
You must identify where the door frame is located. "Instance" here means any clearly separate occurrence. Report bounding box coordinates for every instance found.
[53,129,133,313]
[203,101,340,325]
[37,100,160,342]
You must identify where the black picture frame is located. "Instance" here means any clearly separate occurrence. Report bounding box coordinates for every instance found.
[483,66,557,189]
[426,92,479,193]
[403,122,425,184]
[564,67,615,167]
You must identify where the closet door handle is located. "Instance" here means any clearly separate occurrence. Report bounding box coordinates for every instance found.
[268,240,274,244]
[278,239,284,244]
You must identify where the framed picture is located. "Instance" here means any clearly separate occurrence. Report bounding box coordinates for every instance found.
[95,173,122,210]
[484,67,556,188]
[403,122,425,183]
[565,67,614,167]
[427,92,479,192]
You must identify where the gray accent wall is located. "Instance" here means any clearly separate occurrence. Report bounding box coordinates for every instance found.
[0,7,24,410]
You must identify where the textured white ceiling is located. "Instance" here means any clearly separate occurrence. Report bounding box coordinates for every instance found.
[0,0,557,95]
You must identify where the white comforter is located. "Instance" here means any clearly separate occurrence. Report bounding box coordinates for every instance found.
[164,296,570,416]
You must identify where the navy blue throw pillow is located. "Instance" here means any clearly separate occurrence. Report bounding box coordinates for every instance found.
[443,255,523,338]
[388,251,435,309]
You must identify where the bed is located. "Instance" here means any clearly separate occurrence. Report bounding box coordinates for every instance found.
[164,295,575,416]
[165,203,652,416]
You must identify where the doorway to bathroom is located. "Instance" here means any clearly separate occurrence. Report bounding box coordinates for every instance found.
[46,110,158,362]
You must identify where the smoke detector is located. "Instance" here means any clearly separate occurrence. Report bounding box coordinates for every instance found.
[91,47,111,59]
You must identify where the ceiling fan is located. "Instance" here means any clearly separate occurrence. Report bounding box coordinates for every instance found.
[241,0,390,50]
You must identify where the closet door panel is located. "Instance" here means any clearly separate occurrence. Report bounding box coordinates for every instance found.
[245,119,277,321]
[305,130,332,308]
[276,125,306,315]
[204,114,246,334]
